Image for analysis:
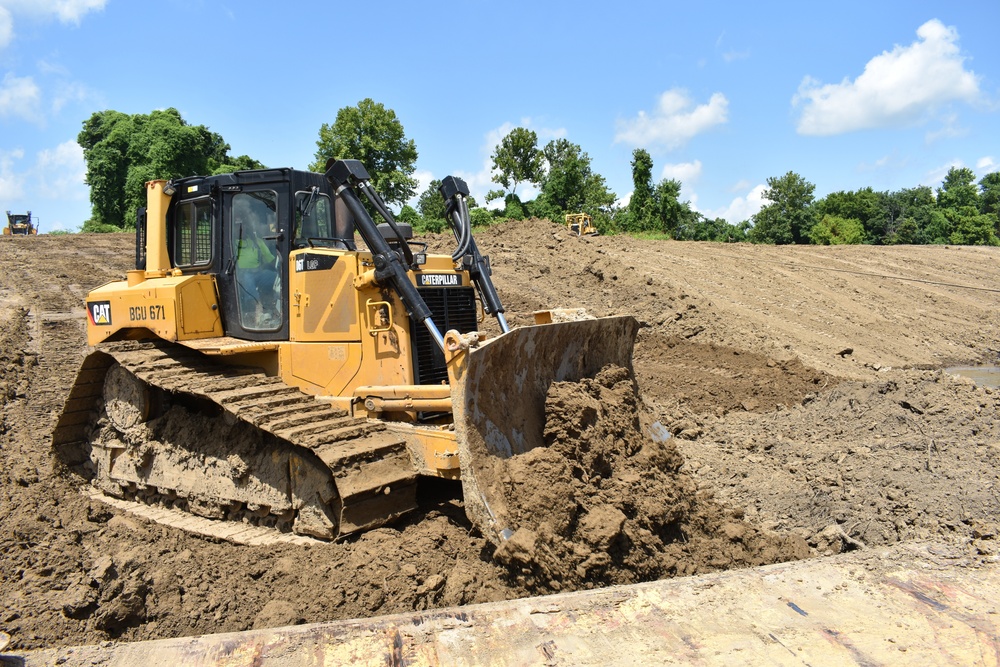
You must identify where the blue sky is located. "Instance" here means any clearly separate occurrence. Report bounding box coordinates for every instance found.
[0,1,997,233]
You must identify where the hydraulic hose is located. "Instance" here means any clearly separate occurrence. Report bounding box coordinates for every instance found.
[439,176,510,333]
[326,160,445,350]
[357,181,415,267]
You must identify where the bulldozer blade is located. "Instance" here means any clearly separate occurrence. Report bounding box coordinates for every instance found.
[452,316,638,545]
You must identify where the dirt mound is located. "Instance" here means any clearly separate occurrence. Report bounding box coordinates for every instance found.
[492,364,809,590]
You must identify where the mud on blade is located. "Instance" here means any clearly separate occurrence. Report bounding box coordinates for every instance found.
[452,316,639,545]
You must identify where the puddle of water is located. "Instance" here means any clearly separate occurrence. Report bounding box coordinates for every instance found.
[946,366,1000,388]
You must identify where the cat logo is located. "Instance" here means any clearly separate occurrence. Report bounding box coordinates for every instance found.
[88,300,112,326]
[417,273,460,287]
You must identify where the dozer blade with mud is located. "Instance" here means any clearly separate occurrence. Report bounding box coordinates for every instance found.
[452,315,640,545]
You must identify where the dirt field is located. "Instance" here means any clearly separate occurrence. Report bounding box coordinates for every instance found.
[3,221,1000,650]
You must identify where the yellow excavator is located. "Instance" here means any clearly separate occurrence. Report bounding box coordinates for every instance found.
[54,160,636,544]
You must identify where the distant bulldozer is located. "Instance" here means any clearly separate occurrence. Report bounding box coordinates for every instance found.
[565,213,598,236]
[4,211,37,235]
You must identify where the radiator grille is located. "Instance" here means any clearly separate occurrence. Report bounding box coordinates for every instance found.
[411,286,478,387]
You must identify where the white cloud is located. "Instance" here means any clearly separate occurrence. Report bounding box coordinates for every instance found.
[615,89,728,150]
[794,19,980,136]
[412,169,434,195]
[715,30,750,63]
[0,0,106,48]
[701,183,767,224]
[0,0,106,23]
[924,112,968,144]
[0,72,41,121]
[37,59,70,76]
[0,147,26,199]
[0,6,12,48]
[857,154,894,172]
[976,156,997,173]
[51,79,94,113]
[34,139,85,196]
[659,160,702,203]
[49,0,106,23]
[404,169,435,211]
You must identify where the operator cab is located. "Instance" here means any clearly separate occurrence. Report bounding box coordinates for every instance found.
[137,168,356,342]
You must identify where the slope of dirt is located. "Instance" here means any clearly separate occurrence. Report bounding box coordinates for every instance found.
[2,223,1000,650]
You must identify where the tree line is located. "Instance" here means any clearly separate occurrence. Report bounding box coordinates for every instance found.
[78,101,1000,245]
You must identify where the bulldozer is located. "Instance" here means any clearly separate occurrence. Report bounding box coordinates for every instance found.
[4,210,37,235]
[54,160,637,544]
[565,212,598,236]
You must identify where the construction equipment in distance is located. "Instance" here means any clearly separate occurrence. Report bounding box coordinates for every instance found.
[54,160,636,544]
[565,213,598,236]
[4,211,37,235]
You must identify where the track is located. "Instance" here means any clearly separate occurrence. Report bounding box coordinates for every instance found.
[54,340,419,543]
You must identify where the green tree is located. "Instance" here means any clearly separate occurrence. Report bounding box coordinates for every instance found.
[501,193,529,220]
[884,186,935,243]
[651,178,697,237]
[809,215,866,245]
[310,98,418,206]
[487,128,543,202]
[211,154,266,175]
[617,149,697,237]
[533,139,616,228]
[627,149,655,230]
[948,208,998,245]
[674,215,749,242]
[816,187,884,242]
[749,171,818,244]
[417,179,447,222]
[979,172,1000,219]
[396,205,420,224]
[79,108,262,230]
[78,110,133,228]
[935,167,995,245]
[469,207,494,228]
[937,166,979,211]
[924,209,953,244]
[887,217,921,245]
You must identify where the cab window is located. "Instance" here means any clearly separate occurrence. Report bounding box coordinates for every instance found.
[174,198,213,267]
[294,190,334,248]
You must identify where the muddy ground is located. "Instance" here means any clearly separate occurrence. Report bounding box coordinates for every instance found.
[2,221,1000,650]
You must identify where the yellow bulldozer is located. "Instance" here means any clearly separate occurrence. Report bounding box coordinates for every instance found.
[565,212,598,236]
[4,210,37,235]
[54,161,636,544]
